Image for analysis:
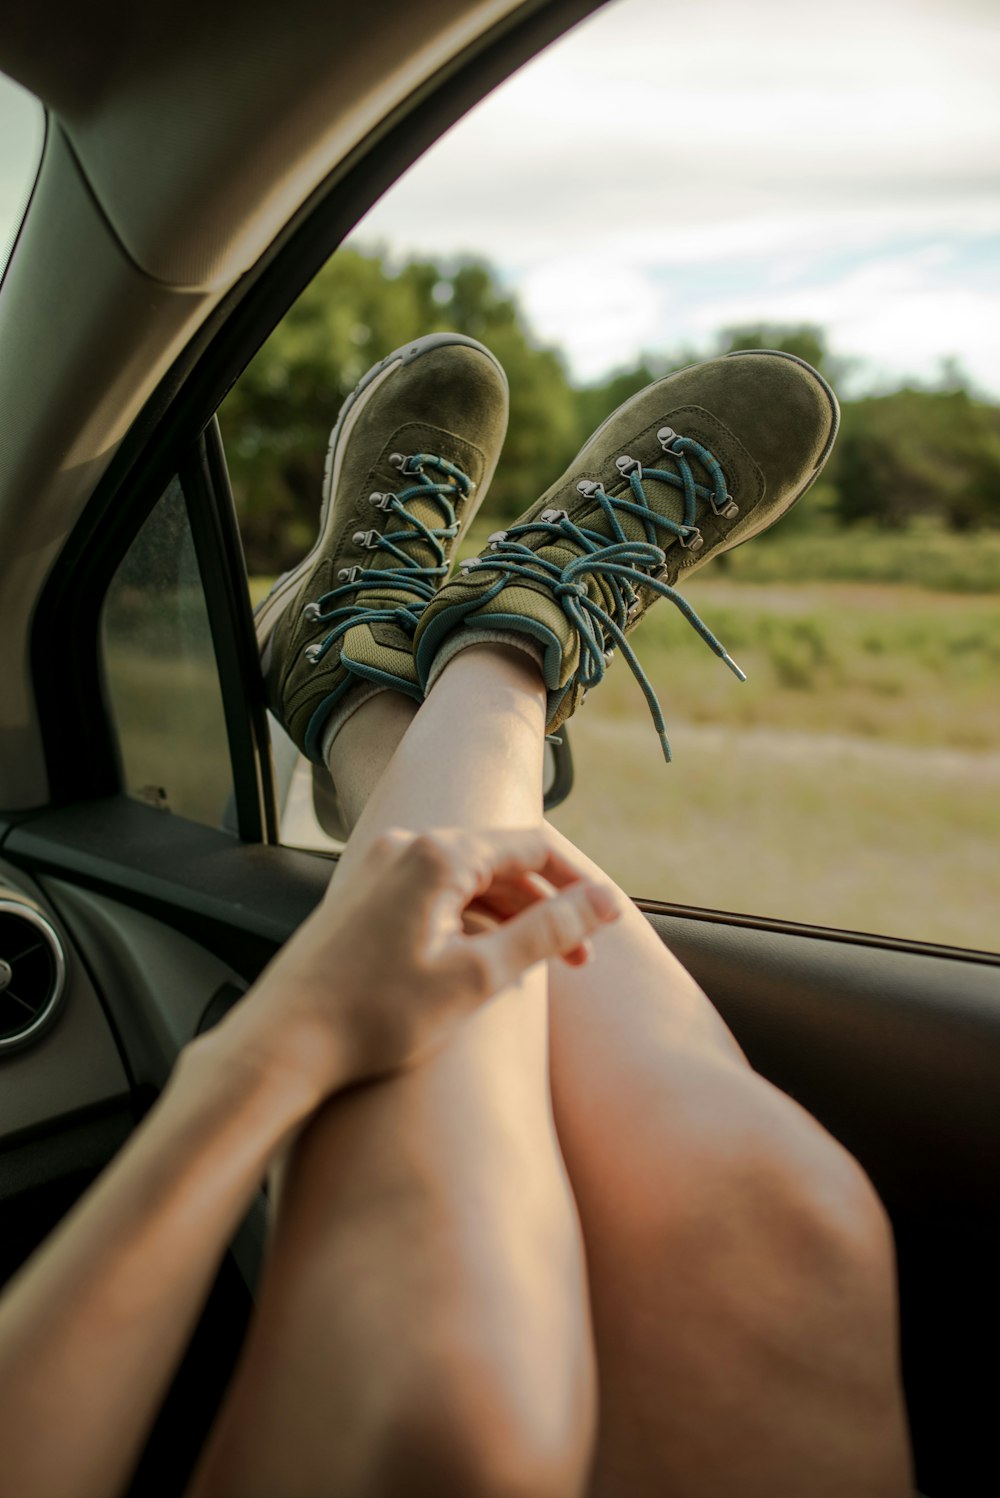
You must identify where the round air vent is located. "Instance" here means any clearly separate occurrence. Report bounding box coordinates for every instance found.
[0,898,67,1052]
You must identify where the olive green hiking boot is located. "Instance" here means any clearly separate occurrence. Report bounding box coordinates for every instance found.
[256,332,509,762]
[414,350,838,760]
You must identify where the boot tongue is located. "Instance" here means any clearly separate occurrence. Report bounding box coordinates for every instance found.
[520,500,667,632]
[586,469,688,547]
[366,486,454,603]
[364,474,470,650]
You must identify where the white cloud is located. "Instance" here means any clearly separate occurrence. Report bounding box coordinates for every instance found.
[689,255,1000,395]
[349,0,1000,390]
[519,255,666,379]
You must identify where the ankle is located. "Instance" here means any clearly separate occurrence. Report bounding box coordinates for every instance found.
[324,688,419,831]
[427,631,548,700]
[431,640,548,702]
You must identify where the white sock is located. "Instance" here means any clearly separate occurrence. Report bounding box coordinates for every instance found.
[423,627,547,694]
[319,680,388,767]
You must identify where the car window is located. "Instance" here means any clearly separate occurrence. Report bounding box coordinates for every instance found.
[0,71,44,277]
[219,0,1000,952]
[102,477,234,829]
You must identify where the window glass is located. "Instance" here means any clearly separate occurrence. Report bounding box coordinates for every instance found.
[0,72,44,277]
[221,0,1000,950]
[102,478,234,828]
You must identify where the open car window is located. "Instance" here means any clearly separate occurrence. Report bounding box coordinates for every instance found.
[219,0,1000,954]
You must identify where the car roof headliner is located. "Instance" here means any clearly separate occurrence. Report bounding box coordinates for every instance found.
[1,0,529,291]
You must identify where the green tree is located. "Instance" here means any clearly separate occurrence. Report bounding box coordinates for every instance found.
[716,323,853,387]
[831,388,1000,531]
[572,360,664,449]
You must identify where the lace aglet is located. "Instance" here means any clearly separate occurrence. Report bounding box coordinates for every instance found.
[722,651,747,682]
[658,730,673,764]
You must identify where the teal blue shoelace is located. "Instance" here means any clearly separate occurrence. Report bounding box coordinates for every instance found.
[459,431,745,762]
[304,452,471,665]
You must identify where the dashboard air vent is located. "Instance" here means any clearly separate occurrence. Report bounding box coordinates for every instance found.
[0,898,67,1052]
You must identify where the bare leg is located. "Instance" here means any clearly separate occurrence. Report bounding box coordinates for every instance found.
[189,651,596,1498]
[267,667,913,1496]
[539,825,912,1497]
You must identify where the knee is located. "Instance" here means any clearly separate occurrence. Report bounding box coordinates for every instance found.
[628,1069,896,1327]
[753,1090,894,1296]
[371,1357,592,1498]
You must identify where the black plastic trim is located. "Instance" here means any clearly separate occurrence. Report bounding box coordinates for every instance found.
[0,1103,135,1291]
[29,0,607,810]
[542,728,574,812]
[1,797,328,981]
[181,424,280,843]
[634,896,1000,971]
[196,981,249,1037]
[0,1098,134,1185]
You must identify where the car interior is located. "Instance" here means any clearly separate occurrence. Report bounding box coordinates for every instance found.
[0,1,997,1494]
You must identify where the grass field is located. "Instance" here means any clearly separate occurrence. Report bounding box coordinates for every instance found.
[125,567,999,954]
[582,577,1000,750]
[701,521,1000,595]
[540,574,999,951]
[461,514,1000,595]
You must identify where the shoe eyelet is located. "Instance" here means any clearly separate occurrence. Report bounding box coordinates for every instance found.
[678,527,704,552]
[337,565,362,583]
[352,529,381,549]
[657,426,684,454]
[540,508,568,523]
[576,481,601,497]
[602,648,616,667]
[458,557,479,574]
[304,644,323,664]
[303,601,321,622]
[712,494,739,520]
[388,452,407,470]
[369,491,394,510]
[615,455,641,477]
[487,529,508,549]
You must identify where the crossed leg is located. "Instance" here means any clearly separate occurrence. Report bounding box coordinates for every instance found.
[189,645,912,1496]
[542,822,912,1497]
[188,648,597,1497]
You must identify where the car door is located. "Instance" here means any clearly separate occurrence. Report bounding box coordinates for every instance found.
[0,2,998,1496]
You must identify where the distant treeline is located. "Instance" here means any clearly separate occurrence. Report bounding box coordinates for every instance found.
[219,249,1000,574]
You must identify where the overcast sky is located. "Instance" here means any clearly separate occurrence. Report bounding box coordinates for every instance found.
[350,0,1000,396]
[3,0,998,396]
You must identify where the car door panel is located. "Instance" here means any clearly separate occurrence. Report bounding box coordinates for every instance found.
[645,907,1000,1495]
